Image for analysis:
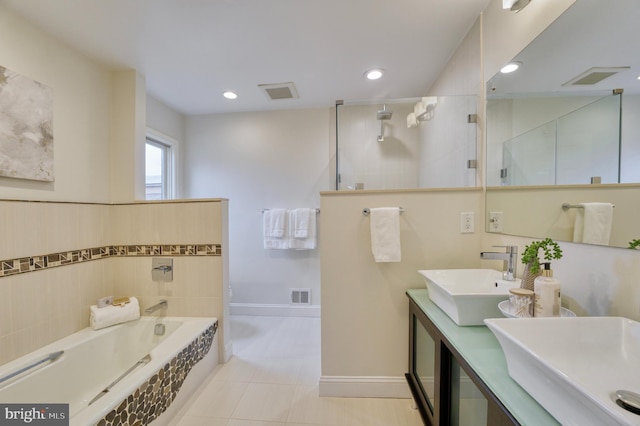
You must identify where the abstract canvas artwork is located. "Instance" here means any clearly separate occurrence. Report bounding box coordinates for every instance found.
[0,65,54,182]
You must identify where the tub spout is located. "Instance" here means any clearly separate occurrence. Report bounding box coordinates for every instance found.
[144,300,167,314]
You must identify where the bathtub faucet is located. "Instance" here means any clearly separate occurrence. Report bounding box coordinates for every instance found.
[145,300,168,314]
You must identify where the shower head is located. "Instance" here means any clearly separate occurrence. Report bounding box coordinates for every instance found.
[377,104,393,120]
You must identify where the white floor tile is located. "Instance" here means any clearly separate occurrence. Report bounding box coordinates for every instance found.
[174,414,228,426]
[186,380,248,418]
[226,420,285,426]
[232,383,296,422]
[171,315,422,426]
[286,385,346,425]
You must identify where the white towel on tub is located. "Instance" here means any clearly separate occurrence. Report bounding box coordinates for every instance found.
[369,207,401,262]
[90,297,140,330]
[572,202,613,245]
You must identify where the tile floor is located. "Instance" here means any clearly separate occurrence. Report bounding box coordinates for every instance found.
[171,315,423,426]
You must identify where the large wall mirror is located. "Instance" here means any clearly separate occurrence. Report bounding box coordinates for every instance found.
[485,0,640,248]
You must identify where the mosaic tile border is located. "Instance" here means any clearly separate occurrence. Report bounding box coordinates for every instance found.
[0,244,222,278]
[96,320,218,426]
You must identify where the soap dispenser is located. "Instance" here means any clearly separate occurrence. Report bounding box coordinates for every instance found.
[533,263,561,317]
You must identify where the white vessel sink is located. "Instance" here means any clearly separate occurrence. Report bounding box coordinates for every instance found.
[485,317,640,426]
[418,269,520,326]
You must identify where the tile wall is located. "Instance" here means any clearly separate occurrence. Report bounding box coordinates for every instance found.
[0,199,228,365]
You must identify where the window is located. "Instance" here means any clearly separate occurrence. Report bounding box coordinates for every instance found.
[145,136,174,200]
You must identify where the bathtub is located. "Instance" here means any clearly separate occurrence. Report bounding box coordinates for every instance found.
[0,316,218,426]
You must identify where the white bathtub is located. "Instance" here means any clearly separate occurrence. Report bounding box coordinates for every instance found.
[0,316,218,426]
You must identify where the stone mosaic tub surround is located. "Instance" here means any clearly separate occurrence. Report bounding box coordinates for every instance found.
[96,320,218,426]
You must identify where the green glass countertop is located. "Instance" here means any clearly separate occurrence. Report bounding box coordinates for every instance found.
[406,289,559,426]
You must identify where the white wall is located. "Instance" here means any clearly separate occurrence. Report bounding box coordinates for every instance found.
[0,4,111,202]
[146,95,186,197]
[184,109,332,310]
[319,0,583,399]
[337,103,420,190]
[320,189,483,397]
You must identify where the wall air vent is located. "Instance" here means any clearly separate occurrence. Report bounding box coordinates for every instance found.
[562,67,630,86]
[259,82,299,100]
[290,288,311,305]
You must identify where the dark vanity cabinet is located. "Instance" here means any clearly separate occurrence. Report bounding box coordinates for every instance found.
[406,296,518,426]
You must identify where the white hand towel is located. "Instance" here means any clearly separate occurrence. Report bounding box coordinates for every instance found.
[269,208,288,237]
[263,209,290,249]
[90,297,140,330]
[572,203,613,245]
[370,207,401,262]
[290,208,317,250]
[293,208,314,238]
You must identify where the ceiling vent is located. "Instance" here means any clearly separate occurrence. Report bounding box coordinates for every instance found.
[562,67,630,86]
[258,82,299,100]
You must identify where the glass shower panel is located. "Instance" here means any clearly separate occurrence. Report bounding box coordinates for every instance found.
[501,121,556,186]
[336,96,477,190]
[418,96,477,188]
[556,94,621,184]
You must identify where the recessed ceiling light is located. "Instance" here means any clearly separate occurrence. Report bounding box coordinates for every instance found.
[500,62,521,74]
[223,91,238,99]
[364,69,384,80]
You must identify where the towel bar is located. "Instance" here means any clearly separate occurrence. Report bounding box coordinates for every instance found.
[362,207,404,216]
[562,203,615,211]
[262,208,320,214]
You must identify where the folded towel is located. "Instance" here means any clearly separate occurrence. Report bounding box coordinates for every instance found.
[90,296,140,330]
[290,208,317,250]
[263,209,290,249]
[269,208,288,238]
[370,207,401,262]
[293,208,314,238]
[572,203,613,245]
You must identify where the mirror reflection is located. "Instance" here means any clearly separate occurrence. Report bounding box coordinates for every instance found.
[336,96,477,190]
[485,0,640,249]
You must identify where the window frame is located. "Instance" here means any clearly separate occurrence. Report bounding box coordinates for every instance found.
[145,129,177,200]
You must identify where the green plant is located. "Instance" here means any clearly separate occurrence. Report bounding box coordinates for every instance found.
[521,238,563,274]
[629,239,640,249]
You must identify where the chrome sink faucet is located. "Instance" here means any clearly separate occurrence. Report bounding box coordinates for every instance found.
[480,245,518,281]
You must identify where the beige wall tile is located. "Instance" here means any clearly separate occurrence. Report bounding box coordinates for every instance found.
[0,199,227,365]
[0,282,12,337]
[0,334,15,366]
[10,273,50,332]
[12,322,52,359]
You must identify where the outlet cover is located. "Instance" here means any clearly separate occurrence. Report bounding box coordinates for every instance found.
[489,212,504,233]
[460,212,475,233]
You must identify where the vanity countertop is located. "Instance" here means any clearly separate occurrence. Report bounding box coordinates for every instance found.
[406,288,559,426]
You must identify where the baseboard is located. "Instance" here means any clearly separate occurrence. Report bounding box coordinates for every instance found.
[230,302,320,317]
[319,376,412,398]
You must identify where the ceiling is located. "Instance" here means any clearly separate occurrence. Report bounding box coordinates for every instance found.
[0,0,490,116]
